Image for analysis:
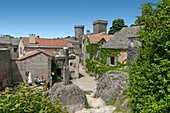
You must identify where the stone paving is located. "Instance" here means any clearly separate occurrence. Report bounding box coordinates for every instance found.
[72,64,116,113]
[72,64,97,92]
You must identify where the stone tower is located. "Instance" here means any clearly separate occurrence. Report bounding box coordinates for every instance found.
[74,25,84,38]
[93,20,108,34]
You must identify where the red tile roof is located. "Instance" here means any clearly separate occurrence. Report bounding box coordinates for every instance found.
[22,38,67,47]
[16,49,56,60]
[89,32,113,44]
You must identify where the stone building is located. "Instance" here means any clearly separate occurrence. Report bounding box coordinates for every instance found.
[81,20,112,67]
[103,26,141,65]
[93,20,108,34]
[65,25,85,78]
[11,49,55,84]
[0,48,12,90]
[88,32,112,46]
[0,36,20,59]
[18,34,73,57]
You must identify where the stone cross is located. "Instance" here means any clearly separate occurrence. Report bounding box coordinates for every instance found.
[63,47,69,85]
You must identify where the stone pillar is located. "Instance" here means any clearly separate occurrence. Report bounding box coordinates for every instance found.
[75,55,79,78]
[63,47,69,85]
[114,57,118,66]
[106,56,110,66]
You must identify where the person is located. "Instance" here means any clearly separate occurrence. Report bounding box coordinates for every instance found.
[40,76,46,82]
[34,76,40,85]
[28,71,32,86]
[39,76,46,85]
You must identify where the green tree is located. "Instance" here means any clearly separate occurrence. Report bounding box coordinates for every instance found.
[131,2,157,26]
[128,0,170,112]
[108,18,128,35]
[0,82,67,113]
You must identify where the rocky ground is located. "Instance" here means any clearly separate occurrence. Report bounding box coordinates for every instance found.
[75,92,115,113]
[72,65,116,113]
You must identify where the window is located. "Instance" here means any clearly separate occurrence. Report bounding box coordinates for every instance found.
[70,63,73,66]
[110,57,118,66]
[14,48,17,52]
[111,57,115,65]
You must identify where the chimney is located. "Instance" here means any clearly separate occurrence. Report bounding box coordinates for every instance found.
[29,34,36,44]
[93,20,108,34]
[74,25,84,38]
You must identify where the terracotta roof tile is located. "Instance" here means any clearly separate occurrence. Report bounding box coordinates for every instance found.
[89,32,112,44]
[22,38,67,47]
[16,49,56,60]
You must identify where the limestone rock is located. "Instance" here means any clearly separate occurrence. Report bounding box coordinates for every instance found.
[48,83,87,113]
[121,99,129,110]
[95,70,128,104]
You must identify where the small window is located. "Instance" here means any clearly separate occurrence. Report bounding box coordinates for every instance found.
[111,57,115,65]
[14,48,17,52]
[70,63,73,66]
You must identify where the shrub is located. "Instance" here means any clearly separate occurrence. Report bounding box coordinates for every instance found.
[0,82,67,113]
[128,1,170,112]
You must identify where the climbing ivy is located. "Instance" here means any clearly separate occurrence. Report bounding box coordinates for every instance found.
[86,42,122,76]
[100,48,120,64]
[86,44,99,59]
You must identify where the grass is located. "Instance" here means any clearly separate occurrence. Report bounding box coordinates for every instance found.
[106,89,130,113]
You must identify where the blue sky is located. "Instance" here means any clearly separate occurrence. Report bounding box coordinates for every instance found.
[0,0,161,38]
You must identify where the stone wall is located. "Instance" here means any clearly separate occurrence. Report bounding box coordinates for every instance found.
[25,48,64,55]
[127,37,140,65]
[12,53,51,84]
[118,51,127,63]
[10,46,18,59]
[74,25,84,38]
[69,55,79,78]
[93,20,108,34]
[0,49,12,89]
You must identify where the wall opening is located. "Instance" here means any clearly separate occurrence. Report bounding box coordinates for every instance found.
[111,57,115,65]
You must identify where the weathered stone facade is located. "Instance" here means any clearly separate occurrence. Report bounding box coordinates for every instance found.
[118,51,128,63]
[69,55,80,78]
[127,37,140,65]
[12,53,52,84]
[74,25,84,38]
[93,20,108,34]
[0,49,12,89]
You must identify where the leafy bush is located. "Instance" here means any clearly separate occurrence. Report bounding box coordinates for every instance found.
[0,82,67,113]
[128,1,170,112]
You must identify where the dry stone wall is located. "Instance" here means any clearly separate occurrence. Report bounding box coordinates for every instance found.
[0,49,12,89]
